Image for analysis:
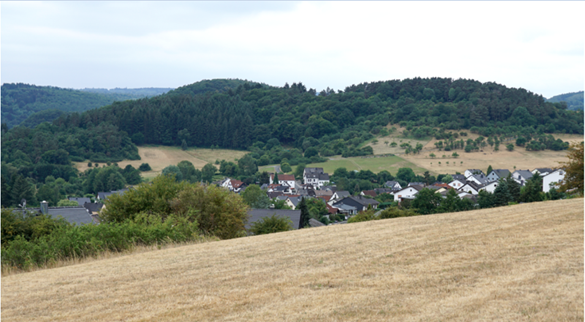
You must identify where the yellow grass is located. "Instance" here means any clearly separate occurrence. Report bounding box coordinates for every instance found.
[74,146,249,178]
[2,199,583,321]
[369,126,583,175]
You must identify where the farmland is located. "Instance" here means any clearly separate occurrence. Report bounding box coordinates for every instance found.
[74,146,249,178]
[2,199,582,321]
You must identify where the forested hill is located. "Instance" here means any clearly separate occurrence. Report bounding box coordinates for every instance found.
[1,83,172,128]
[547,91,584,111]
[80,87,172,97]
[53,77,582,150]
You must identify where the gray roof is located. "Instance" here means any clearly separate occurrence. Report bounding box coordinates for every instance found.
[28,206,93,225]
[247,209,302,230]
[452,174,466,182]
[408,182,425,187]
[83,202,104,214]
[491,169,511,178]
[515,170,533,180]
[470,174,489,185]
[384,181,401,189]
[68,197,91,206]
[97,188,129,200]
[288,197,302,207]
[334,191,350,199]
[308,218,326,227]
[304,167,324,174]
[336,204,357,211]
[533,168,553,174]
[466,169,484,175]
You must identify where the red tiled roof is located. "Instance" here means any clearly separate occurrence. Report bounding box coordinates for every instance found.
[231,179,244,189]
[362,190,377,197]
[271,174,296,181]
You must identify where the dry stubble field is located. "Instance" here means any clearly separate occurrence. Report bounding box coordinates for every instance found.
[2,199,583,321]
[75,146,249,178]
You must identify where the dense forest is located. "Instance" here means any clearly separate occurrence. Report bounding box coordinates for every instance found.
[1,77,583,208]
[547,91,584,111]
[1,83,173,128]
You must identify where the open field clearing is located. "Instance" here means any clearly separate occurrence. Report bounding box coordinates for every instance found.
[2,199,583,321]
[74,146,249,178]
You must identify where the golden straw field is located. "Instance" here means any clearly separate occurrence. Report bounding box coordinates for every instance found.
[2,199,583,321]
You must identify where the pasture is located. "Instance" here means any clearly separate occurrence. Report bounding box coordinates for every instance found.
[2,199,582,321]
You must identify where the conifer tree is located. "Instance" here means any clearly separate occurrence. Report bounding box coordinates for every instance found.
[273,173,279,184]
[298,197,310,228]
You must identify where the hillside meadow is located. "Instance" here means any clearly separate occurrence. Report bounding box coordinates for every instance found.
[75,146,249,178]
[2,198,582,321]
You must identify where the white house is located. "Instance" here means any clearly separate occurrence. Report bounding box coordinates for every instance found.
[542,169,565,193]
[393,186,422,202]
[270,174,296,189]
[465,169,485,178]
[384,181,402,191]
[467,174,489,186]
[481,181,499,193]
[448,179,466,189]
[487,169,511,182]
[458,182,482,195]
[512,170,533,186]
[532,168,553,176]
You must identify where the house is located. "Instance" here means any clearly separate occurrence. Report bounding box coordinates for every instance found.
[246,209,302,231]
[542,169,565,192]
[393,185,423,202]
[29,202,94,225]
[360,190,377,198]
[333,196,379,212]
[465,169,485,178]
[532,168,554,176]
[286,196,303,210]
[487,169,511,182]
[458,181,483,195]
[68,197,91,206]
[448,179,466,189]
[482,181,499,193]
[384,181,402,191]
[512,170,533,186]
[83,202,104,215]
[315,190,334,197]
[335,204,358,215]
[267,191,284,199]
[452,174,467,182]
[466,174,489,186]
[97,188,129,201]
[308,218,326,227]
[408,182,426,187]
[330,191,350,202]
[303,168,330,188]
[427,183,454,194]
[269,174,296,189]
[221,178,246,192]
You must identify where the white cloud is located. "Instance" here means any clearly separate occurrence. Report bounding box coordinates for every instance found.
[1,1,583,97]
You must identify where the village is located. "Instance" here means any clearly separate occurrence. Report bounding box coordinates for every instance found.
[26,165,567,230]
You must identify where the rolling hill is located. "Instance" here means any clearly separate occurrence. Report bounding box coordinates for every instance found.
[547,91,584,111]
[2,199,582,321]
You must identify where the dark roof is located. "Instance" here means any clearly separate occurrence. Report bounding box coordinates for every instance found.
[68,197,91,206]
[384,181,401,189]
[321,185,337,192]
[247,209,302,230]
[333,191,350,199]
[374,188,394,194]
[491,169,511,178]
[305,173,330,180]
[462,181,482,191]
[83,202,104,214]
[304,167,324,174]
[28,206,93,225]
[342,196,380,207]
[470,174,489,185]
[97,189,128,200]
[308,218,326,227]
[361,190,377,197]
[514,170,533,180]
[267,191,284,199]
[533,168,553,174]
[451,174,466,181]
[408,182,425,187]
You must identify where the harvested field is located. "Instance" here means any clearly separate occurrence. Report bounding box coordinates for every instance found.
[74,146,248,178]
[2,199,583,321]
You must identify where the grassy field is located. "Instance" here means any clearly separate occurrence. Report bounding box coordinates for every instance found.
[2,199,582,321]
[74,146,249,178]
[260,155,429,176]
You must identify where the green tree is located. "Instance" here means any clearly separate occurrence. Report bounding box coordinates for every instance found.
[280,162,292,173]
[241,184,271,209]
[487,165,493,176]
[294,163,306,180]
[249,214,293,235]
[273,173,279,184]
[493,179,512,206]
[441,174,453,184]
[412,188,442,214]
[57,199,79,207]
[138,163,152,171]
[437,189,460,213]
[201,163,216,183]
[506,144,514,151]
[558,142,584,195]
[396,167,415,183]
[477,190,495,209]
[519,173,543,202]
[162,165,184,182]
[298,197,310,228]
[181,139,188,151]
[10,175,37,207]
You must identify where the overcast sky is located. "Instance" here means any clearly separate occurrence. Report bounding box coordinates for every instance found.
[1,1,583,98]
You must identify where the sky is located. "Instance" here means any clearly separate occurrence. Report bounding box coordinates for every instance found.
[1,1,584,98]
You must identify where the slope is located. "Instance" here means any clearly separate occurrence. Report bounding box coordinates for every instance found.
[2,199,582,321]
[547,91,584,111]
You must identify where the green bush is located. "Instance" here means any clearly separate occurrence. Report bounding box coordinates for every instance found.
[138,163,152,171]
[1,213,201,271]
[348,210,377,223]
[378,207,420,219]
[249,214,293,235]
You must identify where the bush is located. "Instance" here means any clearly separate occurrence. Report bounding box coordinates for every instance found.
[249,214,293,235]
[138,163,152,171]
[348,210,377,223]
[378,207,420,219]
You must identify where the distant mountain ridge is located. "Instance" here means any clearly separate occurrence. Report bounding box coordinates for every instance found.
[547,91,583,111]
[1,83,175,128]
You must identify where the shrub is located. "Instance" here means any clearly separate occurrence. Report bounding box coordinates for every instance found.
[138,163,152,171]
[348,210,377,223]
[378,207,420,219]
[249,214,293,235]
